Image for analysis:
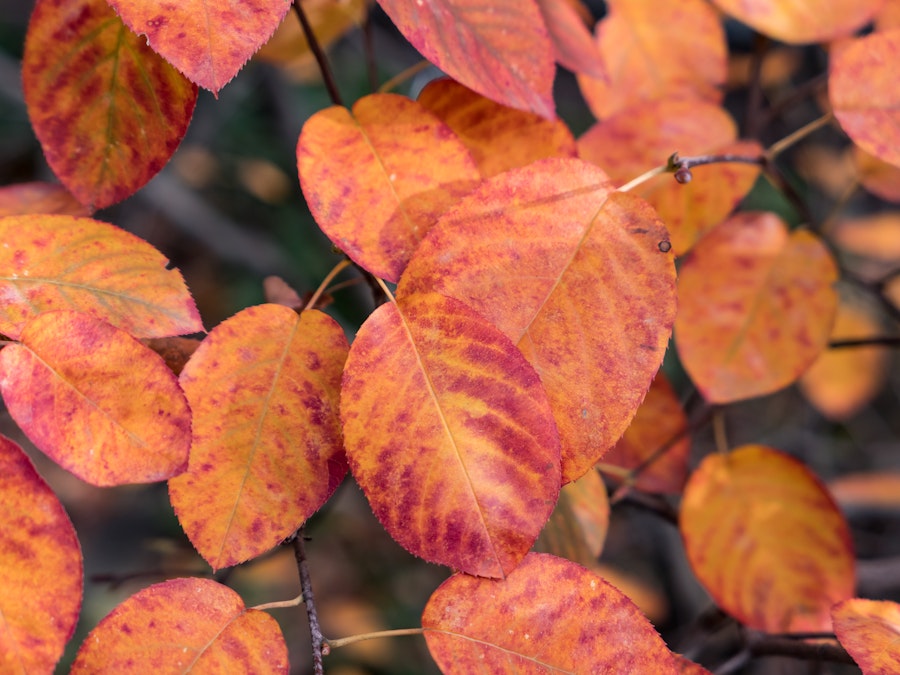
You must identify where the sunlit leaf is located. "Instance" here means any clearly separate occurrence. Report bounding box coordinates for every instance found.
[831,30,900,169]
[422,552,679,672]
[297,93,480,282]
[675,212,838,403]
[534,468,609,566]
[829,472,900,510]
[71,578,288,672]
[681,445,855,632]
[0,311,191,486]
[169,305,348,570]
[0,214,203,340]
[107,0,291,94]
[0,435,82,674]
[833,599,900,674]
[398,158,676,482]
[535,0,605,78]
[341,292,561,578]
[855,146,900,202]
[417,78,577,178]
[22,0,197,208]
[376,0,556,118]
[0,182,91,217]
[577,0,726,119]
[832,212,900,261]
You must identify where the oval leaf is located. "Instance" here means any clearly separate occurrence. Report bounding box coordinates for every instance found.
[23,0,197,208]
[833,598,900,674]
[680,445,855,632]
[0,435,82,674]
[675,212,838,403]
[169,305,348,570]
[0,214,203,339]
[71,577,288,672]
[0,182,91,217]
[398,158,677,482]
[376,0,556,118]
[422,552,679,673]
[0,311,191,486]
[297,94,480,281]
[535,0,605,78]
[341,292,561,578]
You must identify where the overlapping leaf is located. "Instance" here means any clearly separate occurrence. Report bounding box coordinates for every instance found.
[169,305,348,570]
[0,214,202,339]
[398,158,677,482]
[422,552,679,673]
[577,0,726,119]
[0,435,82,674]
[833,599,900,674]
[341,292,561,578]
[22,0,197,208]
[675,212,838,403]
[534,468,609,567]
[376,0,556,118]
[681,445,855,632]
[71,578,288,672]
[0,311,191,486]
[107,0,291,93]
[855,147,900,202]
[297,94,480,281]
[830,30,900,169]
[535,0,605,79]
[0,182,91,217]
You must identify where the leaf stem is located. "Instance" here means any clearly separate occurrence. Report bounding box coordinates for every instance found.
[325,628,425,650]
[362,10,379,93]
[378,60,432,94]
[251,593,304,612]
[375,276,397,303]
[292,0,344,107]
[712,409,730,455]
[292,530,325,674]
[617,165,668,193]
[765,111,835,159]
[304,259,352,312]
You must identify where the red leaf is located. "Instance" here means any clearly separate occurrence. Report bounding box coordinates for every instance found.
[833,598,900,674]
[535,0,605,78]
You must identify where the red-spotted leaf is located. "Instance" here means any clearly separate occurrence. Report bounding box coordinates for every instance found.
[833,598,900,674]
[0,214,203,340]
[169,305,348,570]
[297,94,480,282]
[675,212,838,403]
[0,435,82,674]
[417,78,577,179]
[681,445,855,632]
[71,577,288,672]
[0,182,91,217]
[376,0,556,119]
[398,158,677,482]
[23,0,197,208]
[0,311,191,486]
[107,0,292,94]
[341,292,561,578]
[831,30,900,169]
[422,552,679,673]
[535,0,605,78]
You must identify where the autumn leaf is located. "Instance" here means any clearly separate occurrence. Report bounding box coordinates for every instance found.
[0,182,91,217]
[534,0,605,79]
[833,598,900,674]
[855,146,900,202]
[829,472,900,510]
[832,212,900,262]
[534,468,609,567]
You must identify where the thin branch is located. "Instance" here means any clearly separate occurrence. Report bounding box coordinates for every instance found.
[293,0,344,107]
[712,409,730,455]
[252,593,305,612]
[378,60,432,94]
[303,259,352,312]
[293,531,325,674]
[745,633,855,665]
[362,10,379,93]
[829,336,900,348]
[325,628,425,651]
[765,111,835,159]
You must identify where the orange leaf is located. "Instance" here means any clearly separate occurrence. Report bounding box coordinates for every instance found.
[169,305,348,570]
[833,599,900,674]
[833,212,900,261]
[107,0,291,94]
[712,0,884,44]
[680,445,855,632]
[297,94,480,282]
[831,30,900,169]
[71,578,288,672]
[341,292,561,578]
[829,472,900,510]
[417,78,577,178]
[0,214,203,340]
[877,0,900,30]
[0,182,91,217]
[578,96,762,254]
[0,311,191,486]
[855,146,900,202]
[0,435,82,674]
[675,212,838,403]
[22,0,197,208]
[256,0,367,67]
[422,552,679,672]
[535,468,609,566]
[376,0,556,119]
[577,0,726,120]
[398,158,676,482]
[535,0,606,79]
[675,654,714,674]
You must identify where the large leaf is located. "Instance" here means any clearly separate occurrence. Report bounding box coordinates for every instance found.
[376,0,556,118]
[0,311,191,486]
[0,435,82,674]
[22,0,197,208]
[681,445,855,632]
[169,305,348,570]
[398,158,676,482]
[833,598,900,674]
[341,292,561,578]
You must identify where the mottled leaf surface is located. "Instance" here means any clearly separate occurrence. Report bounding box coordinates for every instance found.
[833,599,900,675]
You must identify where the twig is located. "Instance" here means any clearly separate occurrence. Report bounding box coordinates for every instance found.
[745,633,855,665]
[293,531,326,673]
[378,60,433,94]
[829,336,900,349]
[303,259,352,312]
[252,593,305,612]
[325,628,425,651]
[293,0,344,107]
[712,408,730,455]
[362,11,379,93]
[765,111,835,159]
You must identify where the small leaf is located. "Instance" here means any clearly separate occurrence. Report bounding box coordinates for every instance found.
[0,214,203,339]
[680,445,855,632]
[341,292,561,578]
[833,599,900,674]
[833,212,900,262]
[22,0,197,208]
[422,552,679,673]
[71,578,288,673]
[535,0,606,78]
[0,182,91,217]
[169,305,348,570]
[534,468,609,566]
[0,434,82,674]
[0,311,191,486]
